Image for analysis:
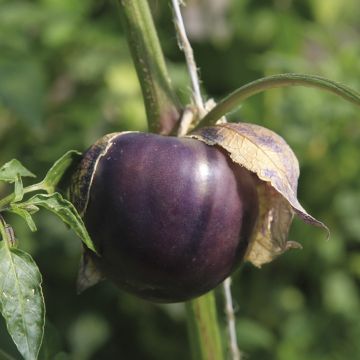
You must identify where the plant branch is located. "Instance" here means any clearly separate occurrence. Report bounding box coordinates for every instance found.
[0,214,16,247]
[117,0,181,134]
[186,292,224,360]
[171,0,205,117]
[195,73,360,129]
[223,278,241,360]
[0,183,44,210]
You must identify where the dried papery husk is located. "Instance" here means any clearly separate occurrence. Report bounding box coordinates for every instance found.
[188,122,329,267]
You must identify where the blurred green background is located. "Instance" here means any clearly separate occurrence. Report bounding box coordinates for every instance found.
[0,0,359,359]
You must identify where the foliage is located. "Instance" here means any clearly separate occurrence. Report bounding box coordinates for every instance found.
[0,0,359,359]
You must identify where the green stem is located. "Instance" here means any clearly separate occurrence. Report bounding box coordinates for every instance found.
[0,214,14,247]
[117,0,181,134]
[0,183,44,210]
[196,73,360,129]
[0,214,7,239]
[186,292,224,360]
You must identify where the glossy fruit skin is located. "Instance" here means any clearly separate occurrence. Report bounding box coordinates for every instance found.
[73,132,259,303]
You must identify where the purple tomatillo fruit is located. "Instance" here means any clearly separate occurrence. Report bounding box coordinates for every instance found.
[71,131,259,302]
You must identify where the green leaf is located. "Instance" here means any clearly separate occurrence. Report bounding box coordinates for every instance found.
[41,150,82,194]
[0,242,45,360]
[21,193,97,253]
[19,204,40,215]
[9,205,38,232]
[0,159,36,183]
[14,175,24,203]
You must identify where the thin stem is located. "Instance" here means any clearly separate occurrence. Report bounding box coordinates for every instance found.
[177,106,197,137]
[196,73,360,129]
[0,213,7,234]
[186,292,224,360]
[0,183,44,210]
[223,278,241,360]
[117,0,181,134]
[172,0,206,117]
[0,214,15,248]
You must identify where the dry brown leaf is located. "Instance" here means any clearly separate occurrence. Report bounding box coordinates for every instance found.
[188,122,328,267]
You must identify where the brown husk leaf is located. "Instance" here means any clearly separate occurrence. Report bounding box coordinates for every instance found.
[188,122,328,267]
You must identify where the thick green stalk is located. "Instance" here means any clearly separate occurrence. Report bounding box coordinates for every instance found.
[196,73,360,129]
[117,2,224,359]
[186,292,224,360]
[117,0,181,134]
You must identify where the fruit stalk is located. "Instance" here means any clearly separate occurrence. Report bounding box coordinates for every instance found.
[196,73,360,129]
[186,293,224,360]
[117,0,181,134]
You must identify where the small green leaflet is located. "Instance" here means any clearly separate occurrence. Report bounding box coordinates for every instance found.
[0,242,45,360]
[9,204,38,232]
[21,193,97,253]
[14,175,24,203]
[40,150,81,194]
[0,160,35,183]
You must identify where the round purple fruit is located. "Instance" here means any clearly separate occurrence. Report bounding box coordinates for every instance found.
[71,131,259,302]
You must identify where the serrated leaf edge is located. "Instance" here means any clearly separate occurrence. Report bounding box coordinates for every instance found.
[0,245,45,360]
